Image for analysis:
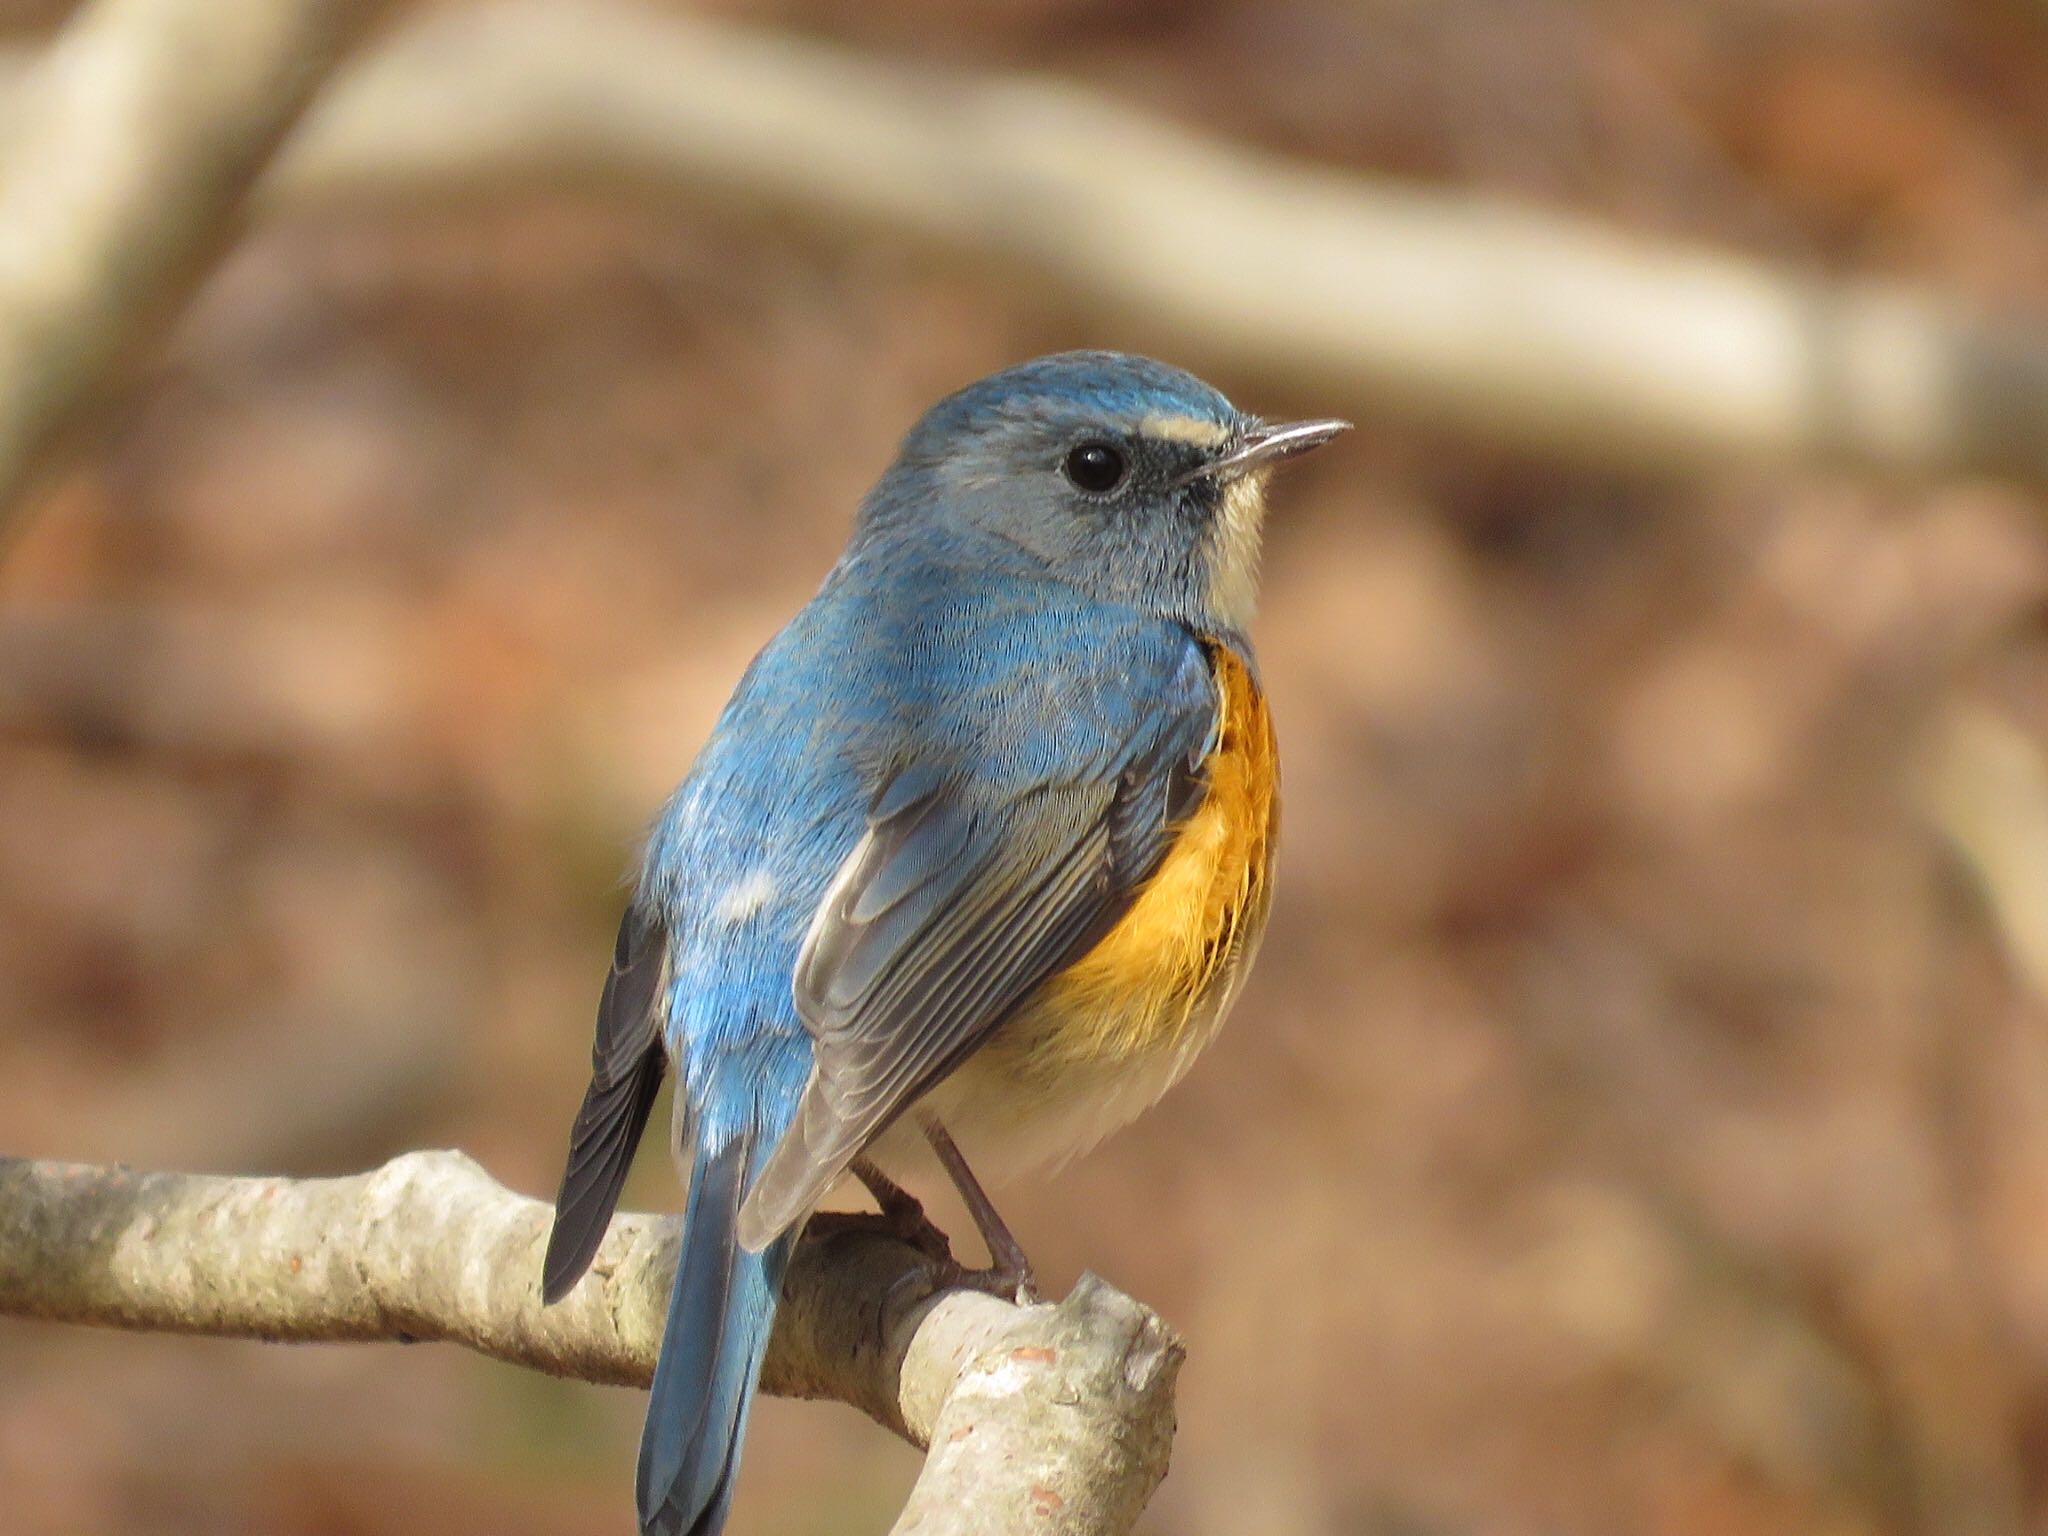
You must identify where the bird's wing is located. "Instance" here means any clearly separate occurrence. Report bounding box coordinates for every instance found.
[735,668,1215,1250]
[542,904,670,1302]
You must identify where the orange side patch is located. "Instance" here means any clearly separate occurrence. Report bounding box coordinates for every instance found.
[1036,642,1279,1065]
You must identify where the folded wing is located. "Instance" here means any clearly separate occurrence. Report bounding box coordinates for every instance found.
[735,676,1214,1251]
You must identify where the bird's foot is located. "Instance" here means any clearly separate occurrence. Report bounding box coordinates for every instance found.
[850,1157,959,1267]
[801,1209,912,1247]
[870,1193,1039,1306]
[836,1152,1041,1306]
[804,1213,1039,1314]
[930,1255,1040,1307]
[871,1195,960,1270]
[917,1116,1041,1305]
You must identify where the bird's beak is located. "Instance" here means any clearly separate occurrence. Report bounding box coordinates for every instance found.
[1172,418,1351,487]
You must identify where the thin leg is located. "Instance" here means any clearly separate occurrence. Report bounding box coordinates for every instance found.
[850,1156,956,1264]
[921,1115,1038,1303]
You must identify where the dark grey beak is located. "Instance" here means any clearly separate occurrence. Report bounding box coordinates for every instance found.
[1173,418,1351,487]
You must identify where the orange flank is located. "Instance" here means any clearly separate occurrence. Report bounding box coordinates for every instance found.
[1033,641,1280,1069]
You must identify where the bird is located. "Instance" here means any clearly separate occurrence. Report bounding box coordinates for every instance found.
[539,350,1345,1536]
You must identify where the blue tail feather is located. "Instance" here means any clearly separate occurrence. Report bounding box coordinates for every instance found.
[637,1130,793,1536]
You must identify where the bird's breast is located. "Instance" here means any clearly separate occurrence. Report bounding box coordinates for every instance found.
[913,641,1278,1175]
[1034,641,1277,1064]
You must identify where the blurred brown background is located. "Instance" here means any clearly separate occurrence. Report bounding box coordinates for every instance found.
[3,1,2048,1533]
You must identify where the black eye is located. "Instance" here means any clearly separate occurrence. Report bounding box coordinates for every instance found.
[1062,441,1128,495]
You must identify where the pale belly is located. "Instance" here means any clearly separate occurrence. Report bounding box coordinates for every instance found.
[867,898,1272,1185]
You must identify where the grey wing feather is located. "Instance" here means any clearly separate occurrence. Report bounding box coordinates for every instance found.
[734,755,1192,1251]
[543,904,669,1302]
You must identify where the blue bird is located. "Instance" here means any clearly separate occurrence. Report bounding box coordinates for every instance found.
[540,351,1345,1536]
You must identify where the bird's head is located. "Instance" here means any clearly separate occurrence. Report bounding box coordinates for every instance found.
[854,351,1347,633]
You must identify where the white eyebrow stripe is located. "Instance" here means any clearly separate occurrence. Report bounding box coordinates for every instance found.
[1138,412,1230,448]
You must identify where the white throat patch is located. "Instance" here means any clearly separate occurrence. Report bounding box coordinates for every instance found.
[1208,470,1269,630]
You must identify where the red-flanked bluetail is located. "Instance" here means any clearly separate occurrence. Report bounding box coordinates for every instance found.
[540,352,1346,1536]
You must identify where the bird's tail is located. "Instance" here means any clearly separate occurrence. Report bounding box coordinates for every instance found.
[637,1126,793,1536]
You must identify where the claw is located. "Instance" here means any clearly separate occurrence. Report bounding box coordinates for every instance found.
[938,1259,1039,1307]
[845,1150,1040,1307]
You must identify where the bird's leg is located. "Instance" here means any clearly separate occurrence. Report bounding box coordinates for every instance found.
[849,1156,957,1265]
[920,1115,1039,1304]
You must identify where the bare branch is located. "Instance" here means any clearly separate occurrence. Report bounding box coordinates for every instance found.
[1923,704,2048,1004]
[0,0,374,539]
[2,2,2039,504]
[0,1149,1181,1536]
[244,0,2047,488]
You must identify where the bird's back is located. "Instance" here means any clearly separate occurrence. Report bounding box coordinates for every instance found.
[641,549,1222,1105]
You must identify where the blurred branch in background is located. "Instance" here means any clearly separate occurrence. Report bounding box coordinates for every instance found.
[0,0,374,547]
[239,0,2048,489]
[1924,705,2048,1003]
[0,1150,1180,1536]
[0,0,2040,556]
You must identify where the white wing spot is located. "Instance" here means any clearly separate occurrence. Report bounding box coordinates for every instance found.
[715,867,777,925]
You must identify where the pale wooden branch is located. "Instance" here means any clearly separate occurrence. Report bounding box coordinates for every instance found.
[0,1,2041,549]
[0,1149,1181,1536]
[1923,704,2048,1004]
[0,0,373,539]
[2,3,2039,507]
[236,0,2045,488]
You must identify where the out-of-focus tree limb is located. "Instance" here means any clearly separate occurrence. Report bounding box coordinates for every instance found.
[0,1149,1182,1536]
[1924,704,2048,1002]
[1,3,2040,495]
[0,0,373,543]
[232,0,2046,488]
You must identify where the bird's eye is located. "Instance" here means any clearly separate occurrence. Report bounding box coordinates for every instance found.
[1062,441,1128,495]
